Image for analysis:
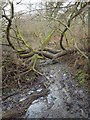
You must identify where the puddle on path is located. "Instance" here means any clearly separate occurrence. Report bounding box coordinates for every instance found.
[24,63,89,118]
[2,60,89,118]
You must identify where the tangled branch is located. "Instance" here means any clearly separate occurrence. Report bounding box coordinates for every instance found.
[2,1,15,49]
[59,2,88,50]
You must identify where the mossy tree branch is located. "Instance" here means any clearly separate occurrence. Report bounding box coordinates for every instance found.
[59,2,88,50]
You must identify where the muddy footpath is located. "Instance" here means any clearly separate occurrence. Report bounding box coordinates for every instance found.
[2,60,90,118]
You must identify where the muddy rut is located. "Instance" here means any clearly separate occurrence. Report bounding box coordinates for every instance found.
[25,60,89,118]
[2,60,89,118]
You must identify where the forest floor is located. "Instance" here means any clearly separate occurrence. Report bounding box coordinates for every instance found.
[2,51,90,118]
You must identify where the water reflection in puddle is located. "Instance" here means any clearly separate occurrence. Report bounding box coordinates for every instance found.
[25,82,67,118]
[24,63,89,118]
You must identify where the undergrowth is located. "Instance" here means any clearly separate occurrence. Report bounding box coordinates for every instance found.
[74,69,88,86]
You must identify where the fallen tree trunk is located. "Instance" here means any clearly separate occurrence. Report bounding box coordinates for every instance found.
[2,89,49,118]
[19,49,76,60]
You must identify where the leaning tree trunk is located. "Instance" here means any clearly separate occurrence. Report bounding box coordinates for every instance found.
[87,2,90,80]
[87,2,90,116]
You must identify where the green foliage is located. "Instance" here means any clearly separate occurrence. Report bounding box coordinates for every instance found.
[74,70,87,86]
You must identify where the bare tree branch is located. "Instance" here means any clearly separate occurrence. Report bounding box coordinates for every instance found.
[60,2,88,50]
[2,1,15,49]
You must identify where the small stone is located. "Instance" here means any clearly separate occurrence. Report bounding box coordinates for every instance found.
[63,73,67,80]
[27,91,34,95]
[50,75,53,78]
[67,97,72,104]
[46,76,50,80]
[36,88,42,92]
[19,97,27,102]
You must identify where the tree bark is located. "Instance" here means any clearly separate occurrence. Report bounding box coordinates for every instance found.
[87,3,90,80]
